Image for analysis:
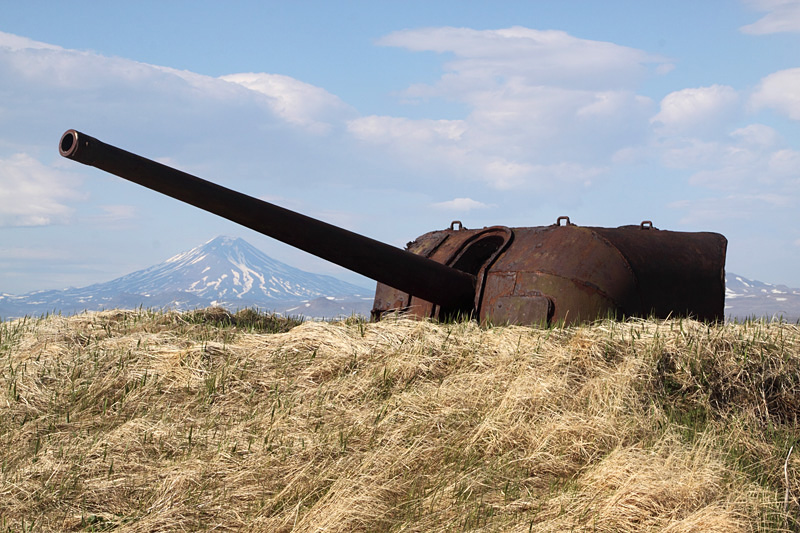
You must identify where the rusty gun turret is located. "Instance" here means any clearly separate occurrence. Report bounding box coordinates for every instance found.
[59,129,727,326]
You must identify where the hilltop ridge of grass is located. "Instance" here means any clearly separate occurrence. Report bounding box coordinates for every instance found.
[1,309,799,531]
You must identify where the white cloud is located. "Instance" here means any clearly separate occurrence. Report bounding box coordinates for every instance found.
[577,91,652,117]
[658,124,783,172]
[378,26,670,91]
[768,149,800,177]
[651,85,739,134]
[89,205,138,224]
[0,38,164,92]
[348,27,665,190]
[346,115,472,183]
[750,68,800,120]
[0,247,63,260]
[654,118,798,220]
[220,73,355,134]
[430,198,492,211]
[740,0,800,34]
[670,192,795,224]
[347,112,609,190]
[0,27,659,197]
[680,127,799,190]
[484,160,606,190]
[0,31,62,51]
[688,162,763,190]
[482,159,536,189]
[0,30,356,154]
[729,123,781,146]
[347,116,466,144]
[0,154,83,227]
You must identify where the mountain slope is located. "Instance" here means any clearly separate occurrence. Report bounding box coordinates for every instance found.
[102,236,371,303]
[725,272,800,322]
[0,236,374,319]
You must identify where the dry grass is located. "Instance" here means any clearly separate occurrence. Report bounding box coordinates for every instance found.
[1,309,799,531]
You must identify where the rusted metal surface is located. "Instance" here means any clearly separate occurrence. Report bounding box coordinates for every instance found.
[60,129,727,327]
[592,224,726,320]
[373,220,726,325]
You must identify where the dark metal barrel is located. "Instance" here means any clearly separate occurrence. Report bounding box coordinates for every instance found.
[59,129,476,310]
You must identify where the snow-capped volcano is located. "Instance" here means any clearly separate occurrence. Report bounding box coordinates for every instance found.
[109,236,371,303]
[0,236,374,319]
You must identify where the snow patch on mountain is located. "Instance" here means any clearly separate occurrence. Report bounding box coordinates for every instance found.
[0,236,374,319]
[725,273,800,321]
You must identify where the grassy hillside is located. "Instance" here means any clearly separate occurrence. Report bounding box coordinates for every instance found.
[1,310,799,532]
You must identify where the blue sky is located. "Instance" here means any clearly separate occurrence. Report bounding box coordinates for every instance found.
[1,0,799,294]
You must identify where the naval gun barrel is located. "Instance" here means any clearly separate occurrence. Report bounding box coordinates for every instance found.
[59,129,476,311]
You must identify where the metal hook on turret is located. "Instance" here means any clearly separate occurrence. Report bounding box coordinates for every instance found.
[450,221,465,231]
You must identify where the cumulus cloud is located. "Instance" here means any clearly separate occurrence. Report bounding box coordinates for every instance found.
[0,30,357,154]
[220,73,356,134]
[346,115,472,182]
[750,68,800,120]
[651,85,739,135]
[740,0,800,34]
[347,27,666,190]
[347,113,608,190]
[0,29,334,128]
[767,148,800,177]
[0,32,170,93]
[0,31,62,51]
[0,26,663,196]
[0,247,64,261]
[485,161,606,190]
[729,123,782,146]
[378,26,670,91]
[347,116,466,144]
[0,154,83,227]
[680,124,799,191]
[1,27,791,238]
[670,192,795,224]
[430,198,492,211]
[88,205,138,225]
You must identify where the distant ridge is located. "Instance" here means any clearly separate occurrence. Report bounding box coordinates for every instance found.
[0,236,374,319]
[725,273,800,322]
[1,239,798,322]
